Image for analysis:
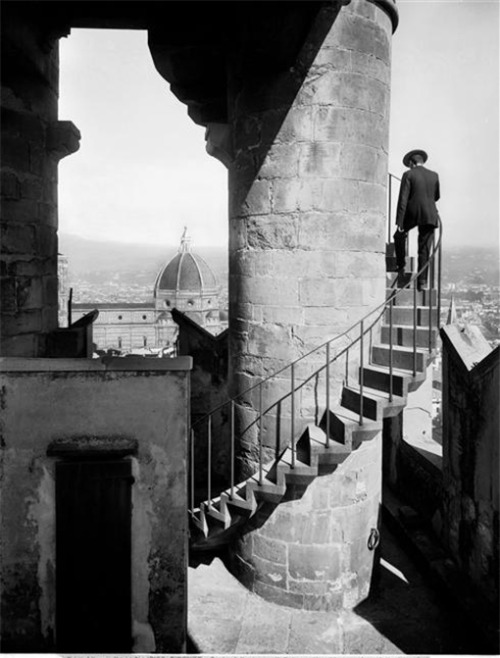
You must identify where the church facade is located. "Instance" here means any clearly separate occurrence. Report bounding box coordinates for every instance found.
[71,231,226,353]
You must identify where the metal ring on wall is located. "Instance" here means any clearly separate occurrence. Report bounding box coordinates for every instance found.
[367,527,381,550]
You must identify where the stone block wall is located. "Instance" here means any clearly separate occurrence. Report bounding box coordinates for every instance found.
[227,0,393,477]
[440,325,499,610]
[1,11,80,357]
[0,356,192,652]
[230,433,382,610]
[172,308,229,500]
[382,362,443,520]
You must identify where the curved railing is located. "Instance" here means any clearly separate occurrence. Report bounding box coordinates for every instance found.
[189,173,442,518]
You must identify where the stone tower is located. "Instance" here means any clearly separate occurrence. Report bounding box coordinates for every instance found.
[222,0,397,609]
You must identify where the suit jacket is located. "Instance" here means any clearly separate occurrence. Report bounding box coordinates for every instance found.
[395,165,440,231]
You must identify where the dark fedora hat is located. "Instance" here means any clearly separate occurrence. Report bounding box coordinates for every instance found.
[403,149,428,167]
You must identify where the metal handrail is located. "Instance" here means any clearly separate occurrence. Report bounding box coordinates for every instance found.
[192,222,441,431]
[190,173,442,512]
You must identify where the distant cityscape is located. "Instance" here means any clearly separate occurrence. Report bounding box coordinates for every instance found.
[59,236,498,446]
[61,236,499,349]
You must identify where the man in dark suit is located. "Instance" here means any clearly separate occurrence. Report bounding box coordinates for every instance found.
[394,149,440,290]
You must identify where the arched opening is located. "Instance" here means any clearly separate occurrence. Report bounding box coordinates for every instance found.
[57,28,228,355]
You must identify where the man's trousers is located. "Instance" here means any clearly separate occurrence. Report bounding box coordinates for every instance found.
[394,225,436,288]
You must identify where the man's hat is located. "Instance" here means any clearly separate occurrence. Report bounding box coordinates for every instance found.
[403,149,428,167]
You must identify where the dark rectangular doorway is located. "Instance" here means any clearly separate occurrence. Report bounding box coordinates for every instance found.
[56,459,132,652]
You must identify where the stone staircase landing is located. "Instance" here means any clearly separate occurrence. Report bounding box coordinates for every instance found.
[188,520,478,655]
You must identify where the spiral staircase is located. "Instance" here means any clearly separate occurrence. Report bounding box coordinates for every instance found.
[188,178,442,554]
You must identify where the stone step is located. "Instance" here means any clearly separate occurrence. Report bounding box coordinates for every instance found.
[202,500,231,527]
[371,343,427,373]
[360,364,425,396]
[386,242,396,258]
[384,305,439,326]
[386,287,437,306]
[247,476,286,504]
[319,408,381,450]
[381,324,438,349]
[386,255,415,273]
[341,385,406,421]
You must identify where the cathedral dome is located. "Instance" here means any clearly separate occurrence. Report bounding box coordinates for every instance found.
[155,229,218,294]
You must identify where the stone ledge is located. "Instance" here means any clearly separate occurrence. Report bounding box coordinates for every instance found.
[47,435,138,457]
[0,355,193,372]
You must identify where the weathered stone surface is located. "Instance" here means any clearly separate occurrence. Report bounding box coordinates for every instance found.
[0,333,39,357]
[2,310,43,335]
[1,134,31,171]
[275,106,314,144]
[288,608,342,653]
[259,143,299,179]
[271,179,300,213]
[237,592,293,650]
[440,325,499,608]
[351,50,391,85]
[247,323,292,359]
[299,277,365,307]
[241,179,272,216]
[15,277,43,310]
[251,554,288,590]
[298,142,341,178]
[333,9,390,62]
[1,171,20,198]
[288,578,328,596]
[340,143,387,185]
[253,580,304,610]
[247,215,298,249]
[314,106,388,146]
[288,544,341,581]
[1,199,39,224]
[304,589,345,612]
[253,533,287,564]
[232,275,299,306]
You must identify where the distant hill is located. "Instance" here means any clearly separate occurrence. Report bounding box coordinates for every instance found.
[59,233,229,281]
[59,234,499,290]
[441,245,499,288]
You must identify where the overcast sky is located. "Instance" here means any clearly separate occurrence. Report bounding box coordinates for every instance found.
[58,0,499,249]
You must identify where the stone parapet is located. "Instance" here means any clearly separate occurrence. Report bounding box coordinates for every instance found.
[440,325,499,612]
[230,434,382,610]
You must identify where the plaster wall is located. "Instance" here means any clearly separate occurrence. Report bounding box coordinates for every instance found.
[441,325,499,609]
[0,356,191,653]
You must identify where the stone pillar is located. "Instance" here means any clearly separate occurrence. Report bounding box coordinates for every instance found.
[226,0,396,610]
[1,12,80,357]
[228,0,394,477]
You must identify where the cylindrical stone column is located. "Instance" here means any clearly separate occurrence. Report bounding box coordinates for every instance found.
[231,434,382,611]
[228,0,395,478]
[227,0,396,609]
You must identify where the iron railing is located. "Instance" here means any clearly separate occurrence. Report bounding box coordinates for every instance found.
[189,173,442,519]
